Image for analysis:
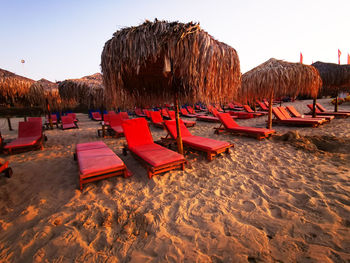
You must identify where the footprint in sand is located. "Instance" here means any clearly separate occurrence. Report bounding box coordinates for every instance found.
[243,201,256,212]
[269,205,283,218]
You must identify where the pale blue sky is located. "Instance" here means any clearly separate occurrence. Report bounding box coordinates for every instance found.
[0,0,349,82]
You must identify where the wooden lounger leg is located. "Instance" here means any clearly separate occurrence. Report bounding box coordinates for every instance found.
[79,181,83,191]
[147,169,153,179]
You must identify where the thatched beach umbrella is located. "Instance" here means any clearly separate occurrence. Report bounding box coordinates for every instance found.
[101,20,241,154]
[312,61,350,112]
[241,58,322,129]
[0,68,35,106]
[58,73,104,110]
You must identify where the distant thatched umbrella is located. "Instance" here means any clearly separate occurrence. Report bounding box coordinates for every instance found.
[101,20,241,154]
[0,68,35,106]
[58,73,104,110]
[312,61,350,112]
[241,58,322,128]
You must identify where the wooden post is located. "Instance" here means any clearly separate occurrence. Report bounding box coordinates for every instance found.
[174,96,184,155]
[46,98,53,129]
[267,93,273,129]
[7,117,13,131]
[312,98,317,118]
[334,96,338,112]
[24,116,27,121]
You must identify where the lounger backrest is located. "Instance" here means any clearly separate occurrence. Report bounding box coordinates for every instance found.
[103,114,111,123]
[286,106,301,117]
[61,116,74,124]
[217,113,240,128]
[307,104,321,113]
[243,105,253,113]
[316,103,327,112]
[120,112,129,119]
[18,121,42,138]
[161,108,169,117]
[186,106,195,114]
[168,110,175,120]
[67,113,76,119]
[180,108,189,115]
[135,108,142,115]
[108,111,116,115]
[28,117,43,127]
[278,107,292,119]
[144,109,152,118]
[109,114,123,127]
[228,103,235,109]
[257,101,268,110]
[150,111,163,123]
[92,112,101,119]
[272,107,286,120]
[164,120,192,139]
[122,118,154,148]
[211,108,220,117]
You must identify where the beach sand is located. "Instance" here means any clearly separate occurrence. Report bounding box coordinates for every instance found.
[0,98,349,262]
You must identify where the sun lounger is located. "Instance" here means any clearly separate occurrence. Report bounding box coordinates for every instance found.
[108,114,124,137]
[122,118,186,178]
[75,141,130,190]
[228,111,254,119]
[143,109,153,119]
[67,113,78,122]
[317,103,350,114]
[216,113,275,140]
[120,112,129,120]
[61,116,79,130]
[180,108,197,118]
[161,108,171,119]
[286,105,334,122]
[150,111,165,128]
[0,160,12,178]
[45,114,59,128]
[3,121,44,154]
[272,107,324,127]
[243,105,267,116]
[92,112,102,121]
[164,120,233,161]
[306,104,350,118]
[135,108,147,117]
[168,110,196,127]
[256,101,269,111]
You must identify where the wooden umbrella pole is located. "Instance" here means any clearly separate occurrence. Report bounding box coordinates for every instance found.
[7,117,13,131]
[46,98,53,129]
[312,98,317,118]
[267,92,274,129]
[174,96,184,155]
[334,96,338,112]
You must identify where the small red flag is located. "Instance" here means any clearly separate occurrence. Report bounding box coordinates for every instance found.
[348,53,350,65]
[300,52,303,64]
[338,49,342,64]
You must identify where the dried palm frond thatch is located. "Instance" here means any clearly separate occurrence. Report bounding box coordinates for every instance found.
[311,61,350,92]
[241,58,322,128]
[0,68,35,106]
[58,73,104,109]
[28,79,62,111]
[101,19,241,108]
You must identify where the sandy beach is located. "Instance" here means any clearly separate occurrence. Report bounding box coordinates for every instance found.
[0,98,350,262]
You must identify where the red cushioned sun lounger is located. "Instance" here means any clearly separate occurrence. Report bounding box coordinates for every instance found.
[216,113,275,140]
[180,108,197,118]
[108,114,124,137]
[122,118,186,178]
[243,105,267,116]
[91,112,102,121]
[61,116,79,130]
[75,141,130,190]
[286,105,334,122]
[45,114,59,128]
[272,107,321,127]
[317,103,350,114]
[4,121,43,154]
[67,113,78,122]
[150,111,165,128]
[164,120,233,161]
[306,104,350,118]
[168,110,196,127]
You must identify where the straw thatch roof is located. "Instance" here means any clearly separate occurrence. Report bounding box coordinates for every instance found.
[241,58,322,102]
[311,62,350,94]
[58,73,104,109]
[0,68,35,106]
[101,19,241,107]
[27,79,62,111]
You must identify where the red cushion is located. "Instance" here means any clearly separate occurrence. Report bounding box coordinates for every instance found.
[225,126,274,135]
[109,114,122,127]
[151,111,164,124]
[92,112,102,120]
[18,121,42,138]
[122,118,154,148]
[182,120,196,126]
[164,120,192,138]
[28,117,43,127]
[217,113,239,128]
[196,115,219,121]
[4,137,40,148]
[120,112,129,119]
[111,125,123,134]
[130,143,184,167]
[182,136,230,151]
[63,123,76,129]
[62,116,74,124]
[168,111,175,119]
[76,141,107,152]
[78,147,124,177]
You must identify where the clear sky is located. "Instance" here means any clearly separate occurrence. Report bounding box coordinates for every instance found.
[0,0,349,82]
